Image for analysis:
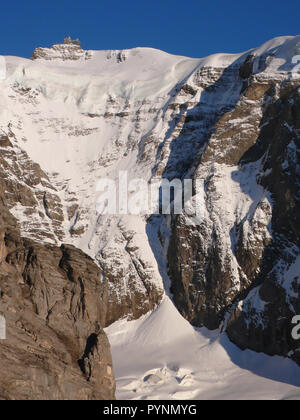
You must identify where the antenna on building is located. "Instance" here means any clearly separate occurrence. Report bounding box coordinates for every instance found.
[64,36,81,47]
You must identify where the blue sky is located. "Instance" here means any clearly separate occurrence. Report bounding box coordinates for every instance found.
[1,0,299,58]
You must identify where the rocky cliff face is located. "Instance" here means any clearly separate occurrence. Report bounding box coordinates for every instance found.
[0,194,115,399]
[0,35,300,400]
[165,39,300,363]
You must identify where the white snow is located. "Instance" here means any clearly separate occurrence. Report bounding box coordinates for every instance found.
[106,295,300,400]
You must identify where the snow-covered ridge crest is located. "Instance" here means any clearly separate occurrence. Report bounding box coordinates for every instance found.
[0,35,299,309]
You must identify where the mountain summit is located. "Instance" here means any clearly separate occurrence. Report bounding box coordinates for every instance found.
[31,36,90,61]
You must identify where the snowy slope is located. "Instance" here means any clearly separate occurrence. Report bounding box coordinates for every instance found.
[106,296,300,400]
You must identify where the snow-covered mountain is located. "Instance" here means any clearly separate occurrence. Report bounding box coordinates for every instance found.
[0,35,300,399]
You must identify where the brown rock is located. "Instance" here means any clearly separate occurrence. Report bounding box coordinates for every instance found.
[0,204,115,400]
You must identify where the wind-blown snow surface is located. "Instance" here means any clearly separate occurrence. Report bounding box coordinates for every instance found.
[1,35,300,399]
[106,296,300,400]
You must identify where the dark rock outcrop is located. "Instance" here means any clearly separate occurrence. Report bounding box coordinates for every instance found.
[226,83,300,364]
[166,54,300,363]
[0,195,115,399]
